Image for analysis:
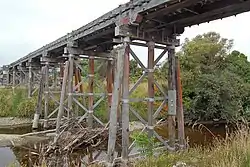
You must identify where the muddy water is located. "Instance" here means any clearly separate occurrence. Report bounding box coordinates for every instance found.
[0,124,227,166]
[0,126,31,167]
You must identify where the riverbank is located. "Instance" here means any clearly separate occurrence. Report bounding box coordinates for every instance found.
[0,117,32,128]
[134,126,250,167]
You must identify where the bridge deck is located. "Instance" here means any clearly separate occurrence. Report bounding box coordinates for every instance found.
[5,0,250,68]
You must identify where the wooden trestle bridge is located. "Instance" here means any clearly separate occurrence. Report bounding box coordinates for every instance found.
[0,0,250,166]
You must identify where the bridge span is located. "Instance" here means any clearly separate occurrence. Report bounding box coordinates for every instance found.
[0,0,250,166]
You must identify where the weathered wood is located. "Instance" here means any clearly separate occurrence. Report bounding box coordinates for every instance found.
[147,41,155,137]
[130,41,166,50]
[78,69,84,93]
[44,63,49,129]
[121,37,130,163]
[52,67,57,89]
[168,44,177,149]
[56,61,69,136]
[106,59,113,118]
[88,56,94,128]
[68,54,74,119]
[28,65,33,98]
[74,67,80,117]
[12,69,16,93]
[176,56,185,147]
[59,63,64,86]
[6,70,10,85]
[74,68,79,92]
[107,47,125,166]
[32,67,45,129]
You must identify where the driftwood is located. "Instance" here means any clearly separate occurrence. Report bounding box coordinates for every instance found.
[33,119,122,166]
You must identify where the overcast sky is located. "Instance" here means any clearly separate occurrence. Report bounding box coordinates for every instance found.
[0,0,250,66]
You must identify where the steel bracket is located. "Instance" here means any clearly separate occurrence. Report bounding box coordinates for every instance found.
[168,90,176,116]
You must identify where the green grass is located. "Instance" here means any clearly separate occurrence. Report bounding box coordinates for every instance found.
[0,81,165,120]
[0,88,56,118]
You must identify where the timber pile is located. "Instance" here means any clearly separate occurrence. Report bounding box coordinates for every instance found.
[37,120,122,166]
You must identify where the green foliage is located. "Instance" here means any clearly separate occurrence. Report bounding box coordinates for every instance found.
[130,59,143,82]
[159,32,250,122]
[131,132,160,157]
[16,97,37,117]
[0,89,12,116]
[1,31,250,123]
[0,88,33,117]
[0,88,57,118]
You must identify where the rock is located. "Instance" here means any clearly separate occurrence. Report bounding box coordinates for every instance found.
[173,161,189,167]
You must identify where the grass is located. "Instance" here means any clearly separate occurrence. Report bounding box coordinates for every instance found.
[12,125,250,167]
[0,78,167,120]
[134,125,250,167]
[0,88,57,118]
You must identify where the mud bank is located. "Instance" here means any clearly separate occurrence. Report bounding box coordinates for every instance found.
[0,117,32,128]
[0,134,49,147]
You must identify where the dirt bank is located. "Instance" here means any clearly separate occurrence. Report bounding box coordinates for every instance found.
[0,134,48,147]
[0,117,32,128]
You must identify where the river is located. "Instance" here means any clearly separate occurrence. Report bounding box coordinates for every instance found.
[0,123,228,167]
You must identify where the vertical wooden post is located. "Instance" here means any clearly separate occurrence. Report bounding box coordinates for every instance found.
[78,69,84,93]
[28,65,33,98]
[20,67,25,85]
[112,54,121,125]
[78,68,86,107]
[74,67,80,117]
[121,37,130,163]
[147,41,155,137]
[6,70,10,85]
[68,54,74,119]
[106,58,113,118]
[176,56,185,147]
[56,61,69,136]
[59,62,64,86]
[168,44,177,149]
[44,63,49,129]
[107,47,125,166]
[74,68,79,92]
[52,66,57,89]
[32,67,45,129]
[88,56,94,128]
[12,69,16,93]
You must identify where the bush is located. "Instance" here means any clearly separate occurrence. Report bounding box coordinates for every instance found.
[16,97,37,118]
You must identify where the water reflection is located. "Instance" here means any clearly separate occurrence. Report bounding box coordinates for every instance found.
[0,147,20,167]
[0,124,229,166]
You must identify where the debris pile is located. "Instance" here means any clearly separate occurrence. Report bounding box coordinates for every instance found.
[37,119,121,166]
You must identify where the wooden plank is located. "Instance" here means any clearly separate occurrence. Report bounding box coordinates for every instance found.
[44,64,49,129]
[32,67,45,129]
[145,0,201,19]
[68,55,74,118]
[74,67,80,117]
[147,41,155,137]
[129,73,146,95]
[56,61,69,136]
[168,44,176,149]
[154,48,168,67]
[176,56,185,147]
[107,59,113,118]
[129,48,146,70]
[107,46,125,166]
[88,56,94,128]
[121,37,130,163]
[12,70,16,92]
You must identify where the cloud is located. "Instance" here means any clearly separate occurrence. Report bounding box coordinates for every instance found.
[0,0,249,66]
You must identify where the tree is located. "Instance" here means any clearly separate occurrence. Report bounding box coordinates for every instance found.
[160,32,250,122]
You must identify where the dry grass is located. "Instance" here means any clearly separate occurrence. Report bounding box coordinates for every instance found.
[135,124,250,167]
